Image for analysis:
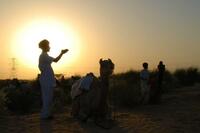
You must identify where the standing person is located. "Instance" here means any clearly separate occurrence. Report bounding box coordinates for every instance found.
[157,61,165,89]
[38,39,68,119]
[140,62,150,104]
[156,61,165,103]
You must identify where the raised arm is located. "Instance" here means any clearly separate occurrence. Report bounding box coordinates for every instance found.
[53,49,68,62]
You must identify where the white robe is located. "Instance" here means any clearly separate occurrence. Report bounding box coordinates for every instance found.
[140,69,150,104]
[38,52,55,118]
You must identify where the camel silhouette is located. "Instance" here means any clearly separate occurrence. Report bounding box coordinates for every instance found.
[71,58,114,123]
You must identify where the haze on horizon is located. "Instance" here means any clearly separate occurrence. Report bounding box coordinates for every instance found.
[0,0,200,79]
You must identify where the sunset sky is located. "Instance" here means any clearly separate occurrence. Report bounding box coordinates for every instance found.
[0,0,200,79]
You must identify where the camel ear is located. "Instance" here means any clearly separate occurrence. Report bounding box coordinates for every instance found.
[99,58,103,65]
[108,58,114,69]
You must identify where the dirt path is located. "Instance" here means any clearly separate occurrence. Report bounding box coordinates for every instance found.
[1,84,200,133]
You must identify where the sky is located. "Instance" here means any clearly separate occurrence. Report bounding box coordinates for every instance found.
[0,0,200,79]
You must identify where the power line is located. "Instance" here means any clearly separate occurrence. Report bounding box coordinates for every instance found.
[10,58,17,79]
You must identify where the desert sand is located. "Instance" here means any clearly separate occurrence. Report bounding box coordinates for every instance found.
[1,84,200,133]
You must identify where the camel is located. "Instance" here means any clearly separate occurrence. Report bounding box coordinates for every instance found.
[71,58,114,123]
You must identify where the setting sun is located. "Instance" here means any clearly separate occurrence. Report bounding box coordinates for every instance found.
[11,19,80,71]
[0,0,199,80]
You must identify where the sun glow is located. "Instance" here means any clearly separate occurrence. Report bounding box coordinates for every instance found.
[12,19,80,71]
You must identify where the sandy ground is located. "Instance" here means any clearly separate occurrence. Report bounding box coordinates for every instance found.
[1,84,200,133]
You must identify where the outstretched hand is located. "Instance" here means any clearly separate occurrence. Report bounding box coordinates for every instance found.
[61,49,69,54]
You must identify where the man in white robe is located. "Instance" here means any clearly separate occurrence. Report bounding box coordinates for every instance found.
[140,62,150,104]
[38,39,68,119]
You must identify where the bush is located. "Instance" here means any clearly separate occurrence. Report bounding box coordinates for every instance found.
[110,70,141,108]
[112,70,140,85]
[0,89,6,114]
[110,79,141,107]
[162,70,178,91]
[4,86,39,114]
[187,67,199,85]
[51,77,80,112]
[59,77,77,104]
[174,67,199,87]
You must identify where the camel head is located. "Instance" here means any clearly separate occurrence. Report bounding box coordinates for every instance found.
[99,58,115,78]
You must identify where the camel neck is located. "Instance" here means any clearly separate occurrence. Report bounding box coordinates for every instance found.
[100,76,109,87]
